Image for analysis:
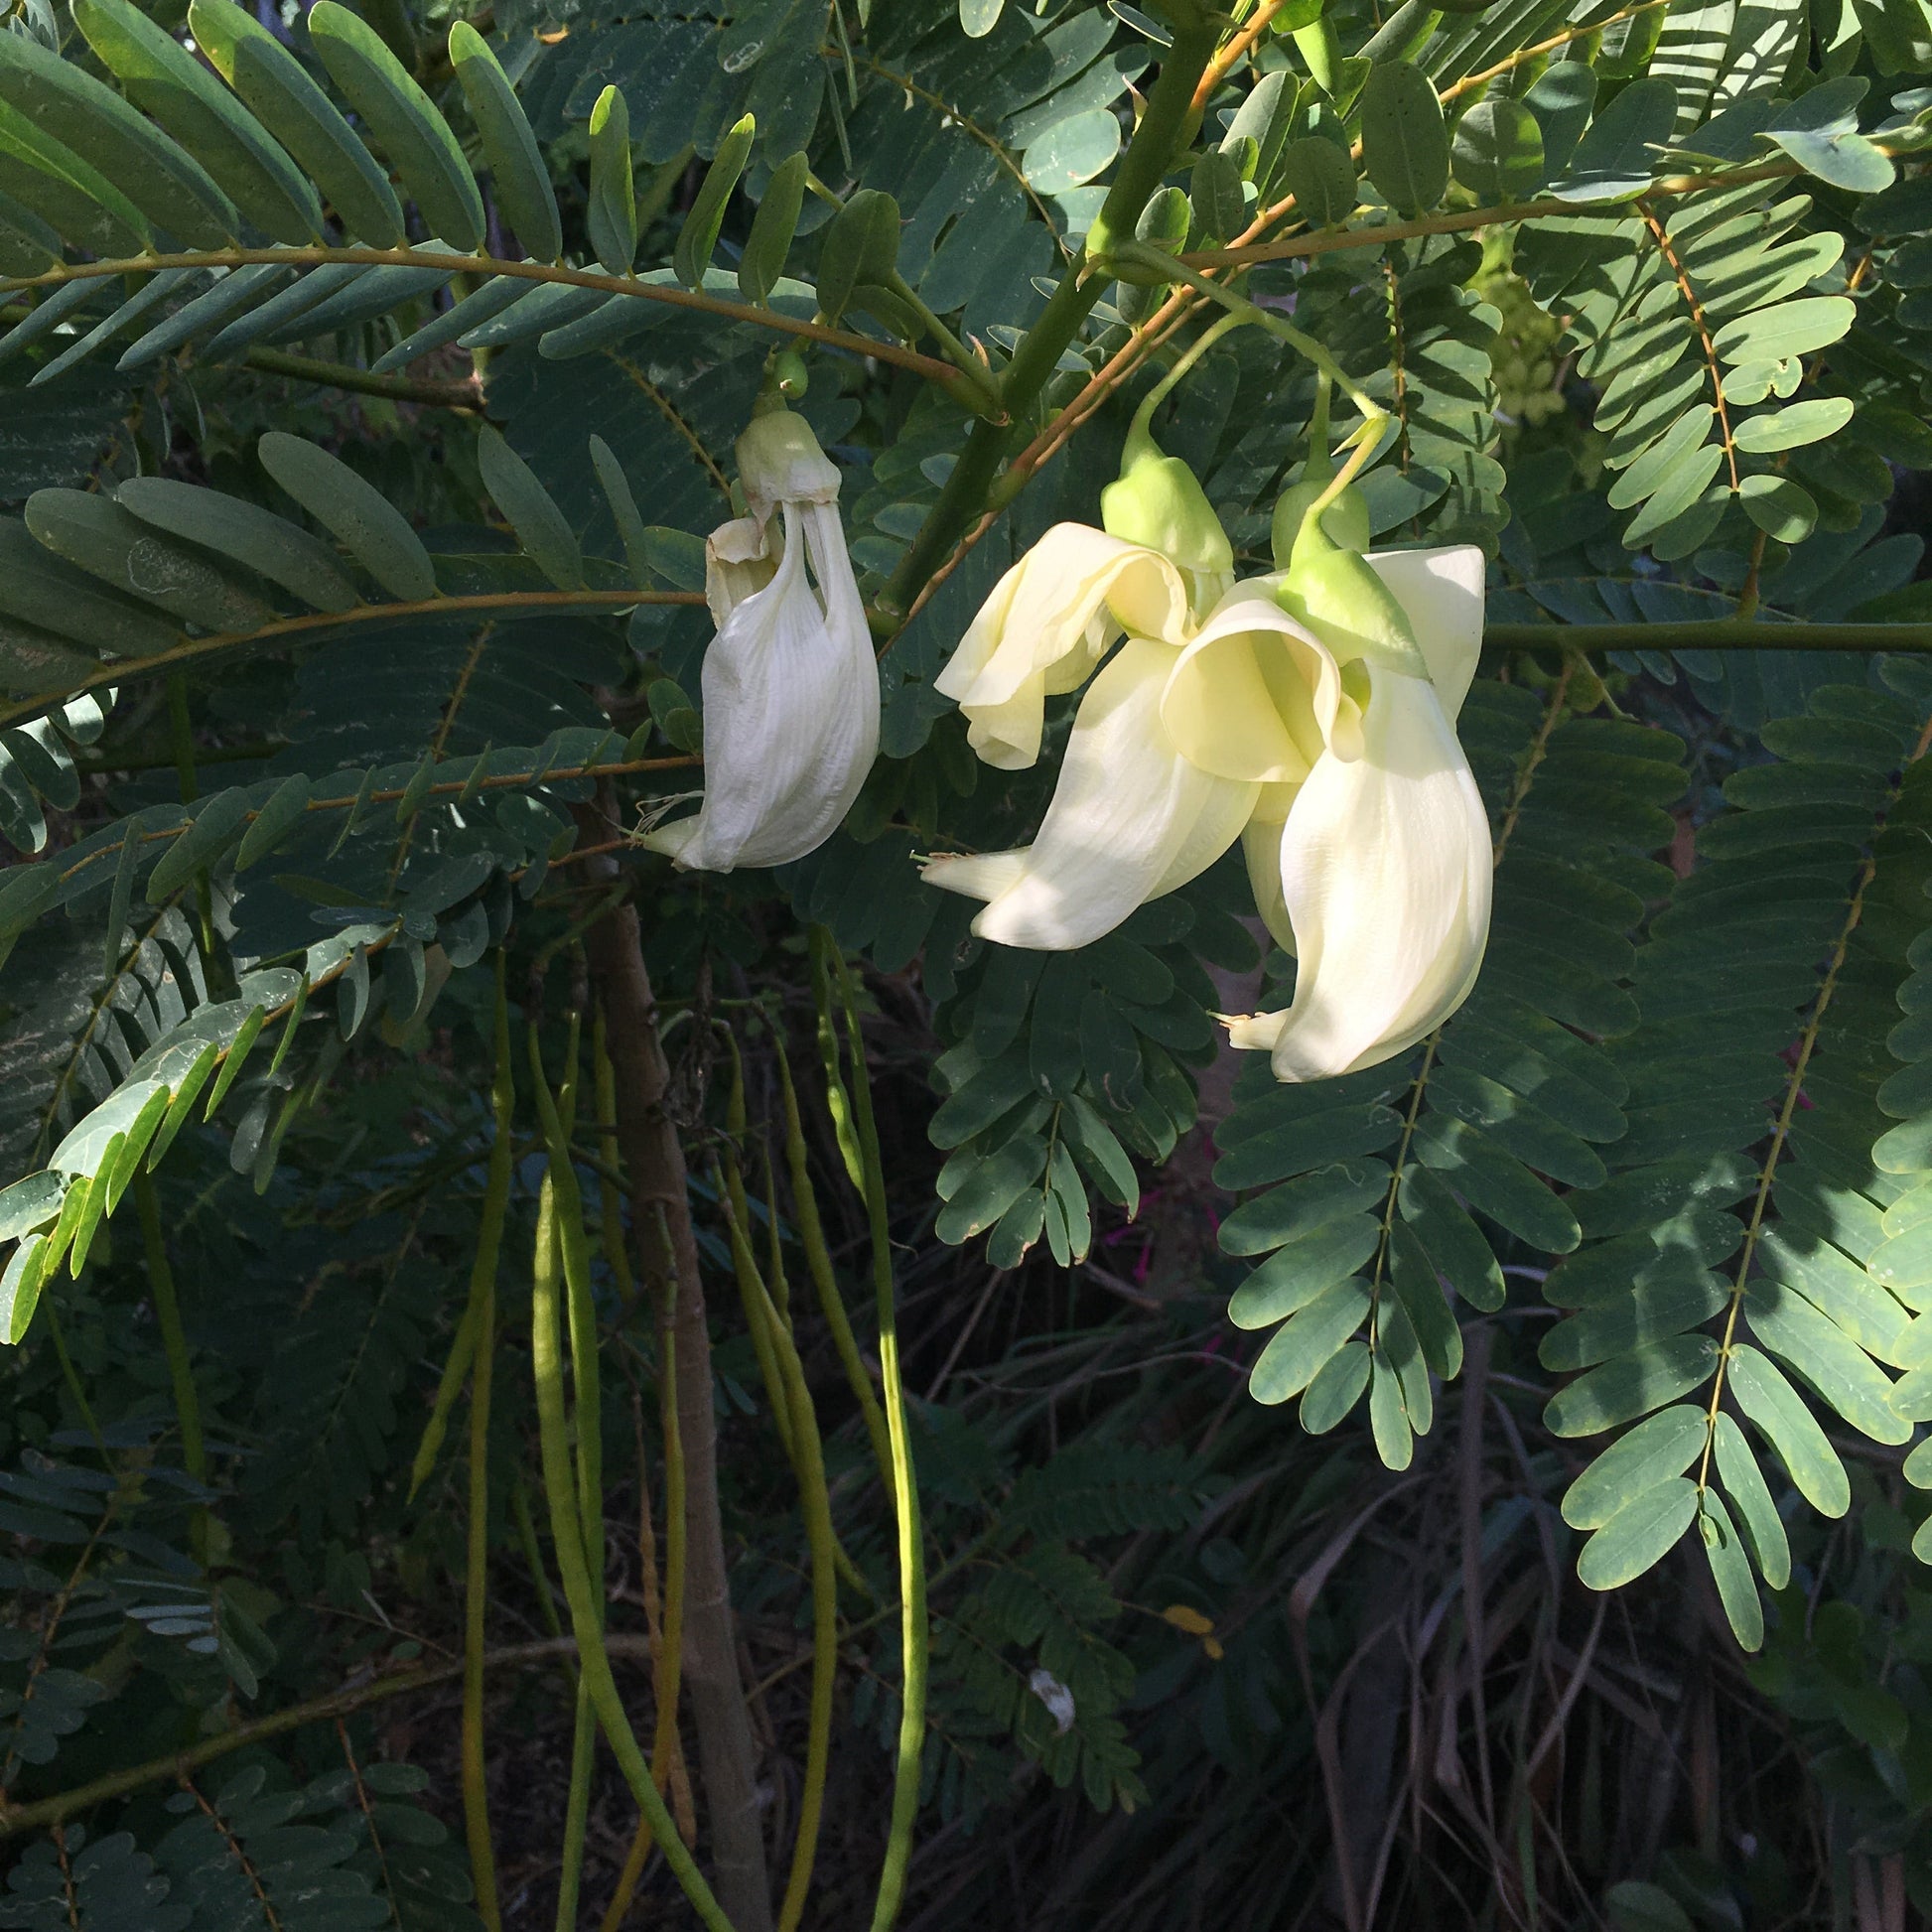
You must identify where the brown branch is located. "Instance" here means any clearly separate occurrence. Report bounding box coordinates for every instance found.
[0,246,976,396]
[1193,0,1291,108]
[240,345,483,412]
[1190,158,1841,270]
[576,800,774,1932]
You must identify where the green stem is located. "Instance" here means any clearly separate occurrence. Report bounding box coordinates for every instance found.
[462,961,514,1932]
[827,946,926,1932]
[528,1042,732,1932]
[240,345,483,411]
[883,269,1000,413]
[596,1231,691,1932]
[1113,240,1385,424]
[775,1025,894,1486]
[511,1473,569,1649]
[1127,309,1249,452]
[714,1182,838,1932]
[877,14,1222,622]
[0,1635,653,1841]
[42,1305,107,1466]
[556,1676,598,1932]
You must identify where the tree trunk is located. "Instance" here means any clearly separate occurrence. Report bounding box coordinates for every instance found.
[579,837,772,1932]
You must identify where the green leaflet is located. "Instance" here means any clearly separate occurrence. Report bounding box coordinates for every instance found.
[307,0,484,253]
[1577,1476,1698,1589]
[116,479,356,616]
[1249,1277,1372,1406]
[0,29,235,248]
[450,22,561,265]
[190,0,405,246]
[588,85,638,277]
[1449,97,1544,203]
[813,184,899,322]
[1699,1492,1763,1650]
[1712,1412,1791,1589]
[24,490,276,635]
[477,427,585,592]
[1358,61,1449,215]
[0,98,151,257]
[741,150,809,306]
[72,0,321,243]
[674,112,757,291]
[1276,136,1359,228]
[1727,1342,1850,1517]
[257,432,439,604]
[1560,1404,1707,1531]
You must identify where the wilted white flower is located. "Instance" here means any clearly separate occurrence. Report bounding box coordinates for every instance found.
[639,409,878,872]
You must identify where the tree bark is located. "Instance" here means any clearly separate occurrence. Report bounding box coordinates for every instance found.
[579,839,772,1932]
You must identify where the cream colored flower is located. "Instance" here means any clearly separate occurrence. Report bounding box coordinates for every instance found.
[932,444,1234,770]
[923,588,1346,951]
[638,411,879,872]
[1224,542,1492,1082]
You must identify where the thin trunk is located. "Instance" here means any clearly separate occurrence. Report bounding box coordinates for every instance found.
[579,821,772,1932]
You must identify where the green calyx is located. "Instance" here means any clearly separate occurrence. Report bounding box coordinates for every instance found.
[1100,439,1233,579]
[1275,516,1429,679]
[1270,477,1372,567]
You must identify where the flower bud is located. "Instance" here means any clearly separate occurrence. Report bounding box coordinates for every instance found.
[1101,448,1233,583]
[1277,517,1429,679]
[735,407,839,515]
[1269,477,1371,567]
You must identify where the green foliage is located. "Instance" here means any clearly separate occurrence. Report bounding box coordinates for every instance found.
[1,0,1932,1920]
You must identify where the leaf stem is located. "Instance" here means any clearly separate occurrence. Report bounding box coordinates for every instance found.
[461,958,515,1932]
[239,345,484,411]
[135,1172,207,1563]
[877,12,1222,622]
[823,943,926,1932]
[527,1035,735,1932]
[0,246,976,394]
[1110,240,1385,426]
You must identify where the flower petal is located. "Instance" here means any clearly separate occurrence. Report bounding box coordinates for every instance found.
[706,514,773,626]
[1255,663,1491,1080]
[922,637,1256,949]
[933,524,1193,769]
[1364,544,1486,720]
[1159,593,1344,784]
[641,500,880,872]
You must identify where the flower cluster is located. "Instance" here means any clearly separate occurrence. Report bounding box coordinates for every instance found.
[644,405,1492,1084]
[925,445,1492,1083]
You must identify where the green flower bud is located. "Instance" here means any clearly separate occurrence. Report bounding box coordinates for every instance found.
[736,406,839,510]
[1276,517,1429,678]
[1100,446,1233,581]
[1269,478,1372,567]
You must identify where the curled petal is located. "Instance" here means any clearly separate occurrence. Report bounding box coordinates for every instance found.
[1364,544,1486,720]
[706,514,774,626]
[933,524,1194,769]
[922,638,1257,950]
[1160,592,1354,785]
[1243,663,1491,1081]
[642,500,880,872]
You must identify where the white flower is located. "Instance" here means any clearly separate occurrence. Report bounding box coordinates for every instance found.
[1223,543,1492,1082]
[931,445,1234,771]
[638,411,879,872]
[922,588,1344,951]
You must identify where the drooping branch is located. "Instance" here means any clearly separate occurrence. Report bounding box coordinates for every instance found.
[0,246,986,403]
[0,589,706,736]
